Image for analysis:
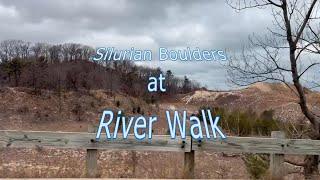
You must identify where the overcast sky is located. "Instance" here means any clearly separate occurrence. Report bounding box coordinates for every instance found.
[0,0,277,90]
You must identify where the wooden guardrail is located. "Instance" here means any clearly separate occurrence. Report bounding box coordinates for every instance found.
[1,130,320,179]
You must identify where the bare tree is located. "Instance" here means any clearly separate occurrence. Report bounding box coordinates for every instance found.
[0,40,17,61]
[20,41,31,59]
[12,40,23,58]
[226,0,320,178]
[82,45,94,60]
[31,43,49,59]
[49,45,62,63]
[69,43,81,61]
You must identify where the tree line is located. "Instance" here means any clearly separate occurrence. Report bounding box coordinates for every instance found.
[0,40,200,101]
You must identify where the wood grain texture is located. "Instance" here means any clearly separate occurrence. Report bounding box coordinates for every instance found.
[270,131,285,180]
[192,136,320,155]
[0,130,191,152]
[183,150,195,179]
[86,125,98,178]
[1,130,320,155]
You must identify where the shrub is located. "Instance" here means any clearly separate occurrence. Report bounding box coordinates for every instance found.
[196,106,213,123]
[197,107,279,136]
[116,100,120,107]
[17,105,29,114]
[243,154,269,179]
[150,95,156,104]
[71,102,83,121]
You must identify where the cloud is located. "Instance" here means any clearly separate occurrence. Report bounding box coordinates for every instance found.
[0,0,274,90]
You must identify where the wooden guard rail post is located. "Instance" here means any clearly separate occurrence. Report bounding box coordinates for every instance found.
[183,149,195,179]
[86,124,98,178]
[270,131,285,180]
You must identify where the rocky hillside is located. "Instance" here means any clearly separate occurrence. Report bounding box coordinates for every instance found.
[0,87,155,132]
[1,82,319,132]
[181,82,320,123]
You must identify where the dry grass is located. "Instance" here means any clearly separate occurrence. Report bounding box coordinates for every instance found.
[0,148,250,178]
